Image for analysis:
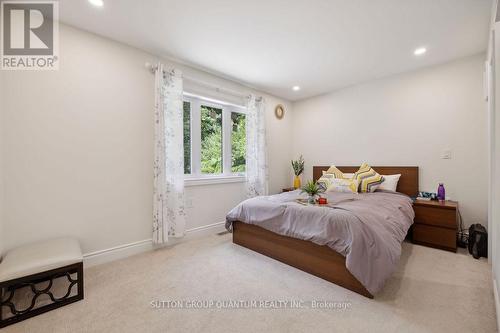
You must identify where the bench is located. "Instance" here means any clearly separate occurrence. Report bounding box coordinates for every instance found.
[0,238,84,328]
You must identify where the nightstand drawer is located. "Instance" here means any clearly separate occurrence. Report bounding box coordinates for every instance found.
[413,224,456,251]
[414,205,456,229]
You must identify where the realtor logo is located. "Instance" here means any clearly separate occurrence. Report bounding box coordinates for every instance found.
[1,1,59,70]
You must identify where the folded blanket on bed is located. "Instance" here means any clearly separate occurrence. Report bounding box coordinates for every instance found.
[226,190,414,295]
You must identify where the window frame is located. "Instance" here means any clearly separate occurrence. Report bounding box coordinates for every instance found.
[183,93,247,186]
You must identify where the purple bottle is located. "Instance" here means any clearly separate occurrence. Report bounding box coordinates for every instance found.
[437,183,445,202]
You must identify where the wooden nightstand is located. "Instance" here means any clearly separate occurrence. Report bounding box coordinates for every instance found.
[282,187,296,192]
[412,200,458,252]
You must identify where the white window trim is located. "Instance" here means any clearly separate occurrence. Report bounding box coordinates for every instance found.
[184,175,246,187]
[183,93,246,186]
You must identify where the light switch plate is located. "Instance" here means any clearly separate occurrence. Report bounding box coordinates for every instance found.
[441,149,452,159]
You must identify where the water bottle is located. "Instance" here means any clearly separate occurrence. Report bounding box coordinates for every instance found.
[437,183,445,202]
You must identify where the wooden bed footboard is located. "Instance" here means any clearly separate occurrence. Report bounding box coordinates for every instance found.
[232,221,373,298]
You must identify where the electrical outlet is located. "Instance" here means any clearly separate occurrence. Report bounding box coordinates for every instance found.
[441,149,452,159]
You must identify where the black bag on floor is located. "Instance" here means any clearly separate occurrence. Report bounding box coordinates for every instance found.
[468,224,487,259]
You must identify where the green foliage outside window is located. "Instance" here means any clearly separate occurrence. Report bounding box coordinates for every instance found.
[184,102,246,175]
[201,105,223,173]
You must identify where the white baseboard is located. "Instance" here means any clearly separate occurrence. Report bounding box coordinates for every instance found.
[83,239,154,267]
[494,278,500,331]
[83,221,226,267]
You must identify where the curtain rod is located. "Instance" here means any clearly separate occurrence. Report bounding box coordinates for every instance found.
[145,62,262,101]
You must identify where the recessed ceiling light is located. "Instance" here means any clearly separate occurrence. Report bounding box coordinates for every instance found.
[88,0,104,7]
[414,47,427,56]
[292,86,301,91]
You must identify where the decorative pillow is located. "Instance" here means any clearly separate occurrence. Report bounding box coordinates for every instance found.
[353,163,384,193]
[378,174,401,192]
[325,178,359,193]
[324,165,344,179]
[342,173,355,179]
[317,172,336,191]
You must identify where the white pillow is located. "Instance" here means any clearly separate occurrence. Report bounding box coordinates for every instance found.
[378,174,401,192]
[342,173,354,179]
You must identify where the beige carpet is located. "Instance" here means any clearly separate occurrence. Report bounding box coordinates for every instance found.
[4,234,497,333]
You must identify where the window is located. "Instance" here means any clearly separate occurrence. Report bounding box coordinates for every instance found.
[231,112,246,172]
[183,94,246,182]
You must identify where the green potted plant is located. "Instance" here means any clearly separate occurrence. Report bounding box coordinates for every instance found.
[301,180,325,204]
[291,155,305,189]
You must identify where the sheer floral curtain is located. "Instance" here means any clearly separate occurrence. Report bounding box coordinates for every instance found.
[246,95,268,197]
[153,64,186,244]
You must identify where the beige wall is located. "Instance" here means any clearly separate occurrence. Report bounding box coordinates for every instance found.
[492,20,500,320]
[292,54,488,228]
[2,23,487,263]
[1,24,293,254]
[0,69,4,257]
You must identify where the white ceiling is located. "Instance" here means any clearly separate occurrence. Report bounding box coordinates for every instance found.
[59,0,492,101]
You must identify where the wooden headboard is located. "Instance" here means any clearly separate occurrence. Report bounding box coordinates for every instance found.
[313,166,419,197]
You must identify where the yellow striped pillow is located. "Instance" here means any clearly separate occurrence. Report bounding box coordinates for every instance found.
[353,163,384,193]
[324,165,344,178]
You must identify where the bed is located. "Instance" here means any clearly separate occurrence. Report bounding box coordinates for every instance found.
[227,166,418,298]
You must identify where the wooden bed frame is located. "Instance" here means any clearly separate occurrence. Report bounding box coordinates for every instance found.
[233,166,419,298]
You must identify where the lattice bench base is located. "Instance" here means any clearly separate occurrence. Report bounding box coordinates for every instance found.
[0,262,84,328]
